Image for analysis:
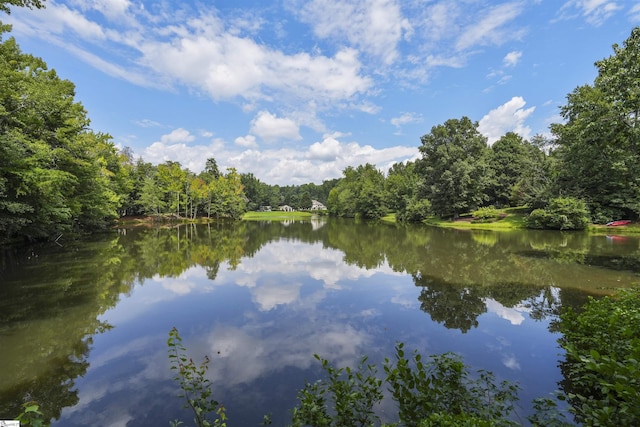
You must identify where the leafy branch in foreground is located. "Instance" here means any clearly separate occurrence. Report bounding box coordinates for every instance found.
[290,354,383,427]
[15,402,48,427]
[383,343,520,427]
[558,288,640,426]
[168,327,227,427]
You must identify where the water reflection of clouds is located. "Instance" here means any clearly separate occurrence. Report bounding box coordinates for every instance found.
[502,354,521,370]
[158,266,212,295]
[226,240,395,289]
[204,322,371,386]
[252,279,302,311]
[484,299,529,325]
[58,333,173,426]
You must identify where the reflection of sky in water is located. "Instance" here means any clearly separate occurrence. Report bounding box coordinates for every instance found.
[54,240,564,426]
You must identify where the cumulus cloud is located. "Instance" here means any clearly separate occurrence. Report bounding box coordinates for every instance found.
[478,96,535,145]
[307,136,342,161]
[160,128,196,144]
[223,133,418,184]
[136,128,417,185]
[249,111,301,143]
[9,2,373,109]
[235,134,259,148]
[142,129,226,171]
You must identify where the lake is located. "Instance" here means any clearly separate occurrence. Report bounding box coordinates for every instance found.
[1,218,639,426]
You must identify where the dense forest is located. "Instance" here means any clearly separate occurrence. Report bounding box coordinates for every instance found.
[1,0,640,244]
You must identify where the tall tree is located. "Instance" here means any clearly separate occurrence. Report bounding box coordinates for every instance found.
[138,173,165,216]
[552,27,640,221]
[385,161,421,217]
[510,134,553,209]
[417,117,490,218]
[327,164,386,219]
[219,168,246,219]
[0,28,127,241]
[156,161,187,217]
[488,132,528,207]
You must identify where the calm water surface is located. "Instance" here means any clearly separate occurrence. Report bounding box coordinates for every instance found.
[1,218,640,426]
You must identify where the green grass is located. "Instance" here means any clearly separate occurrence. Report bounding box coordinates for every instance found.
[381,213,396,223]
[423,207,527,231]
[588,222,640,234]
[242,211,314,221]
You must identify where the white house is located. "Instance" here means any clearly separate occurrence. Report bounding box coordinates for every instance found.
[310,200,327,211]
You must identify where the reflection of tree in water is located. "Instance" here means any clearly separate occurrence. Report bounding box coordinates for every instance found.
[0,336,91,421]
[1,219,633,421]
[0,236,130,422]
[414,274,487,333]
[485,282,542,308]
[413,275,586,334]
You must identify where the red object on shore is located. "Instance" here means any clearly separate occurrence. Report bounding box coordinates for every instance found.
[606,220,631,226]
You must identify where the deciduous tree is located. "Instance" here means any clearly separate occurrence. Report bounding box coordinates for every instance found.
[417,117,490,218]
[552,27,640,221]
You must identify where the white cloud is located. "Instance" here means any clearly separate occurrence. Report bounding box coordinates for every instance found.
[142,130,226,172]
[160,128,195,144]
[307,137,342,161]
[235,134,259,148]
[73,0,134,23]
[294,0,411,64]
[249,111,301,143]
[559,0,623,26]
[227,136,418,184]
[10,3,373,110]
[455,2,525,51]
[503,50,522,67]
[134,119,162,128]
[478,96,535,145]
[425,54,467,68]
[391,112,423,127]
[44,3,107,40]
[139,18,373,106]
[631,4,640,22]
[418,2,460,43]
[137,129,417,185]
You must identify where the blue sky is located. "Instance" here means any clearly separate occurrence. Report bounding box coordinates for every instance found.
[5,0,640,185]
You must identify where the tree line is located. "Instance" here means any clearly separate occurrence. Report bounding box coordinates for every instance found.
[0,18,338,244]
[2,0,639,243]
[329,27,640,229]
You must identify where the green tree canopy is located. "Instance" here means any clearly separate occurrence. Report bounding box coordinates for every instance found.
[552,27,640,221]
[0,28,128,242]
[327,163,387,219]
[417,117,491,218]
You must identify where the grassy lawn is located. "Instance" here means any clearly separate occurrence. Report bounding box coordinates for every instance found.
[381,213,396,223]
[424,213,526,230]
[380,209,526,230]
[242,208,640,233]
[242,211,315,221]
[589,223,640,234]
